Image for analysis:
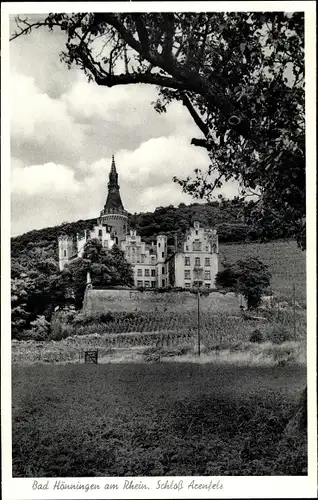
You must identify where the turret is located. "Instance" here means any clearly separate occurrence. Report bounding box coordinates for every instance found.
[99,154,128,244]
[156,235,168,288]
[156,235,167,262]
[58,234,75,271]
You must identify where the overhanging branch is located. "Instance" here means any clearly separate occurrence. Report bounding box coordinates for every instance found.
[191,138,215,151]
[181,93,209,136]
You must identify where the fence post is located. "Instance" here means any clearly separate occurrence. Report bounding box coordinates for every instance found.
[197,288,201,356]
[293,283,296,339]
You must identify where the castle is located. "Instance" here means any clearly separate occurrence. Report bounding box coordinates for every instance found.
[58,155,219,289]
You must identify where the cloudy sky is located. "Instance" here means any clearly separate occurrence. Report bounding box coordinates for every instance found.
[10,14,240,237]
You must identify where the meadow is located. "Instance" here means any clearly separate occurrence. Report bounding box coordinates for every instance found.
[12,363,307,477]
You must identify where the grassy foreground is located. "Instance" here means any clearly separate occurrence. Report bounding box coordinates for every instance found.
[12,363,307,477]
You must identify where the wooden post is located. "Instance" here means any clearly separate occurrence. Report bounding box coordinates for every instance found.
[197,287,201,356]
[293,283,296,339]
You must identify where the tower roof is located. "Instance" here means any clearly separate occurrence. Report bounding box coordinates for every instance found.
[102,154,126,214]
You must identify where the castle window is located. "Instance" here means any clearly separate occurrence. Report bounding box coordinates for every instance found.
[193,240,201,251]
[205,258,210,267]
[195,257,201,266]
[151,281,156,288]
[212,243,217,253]
[151,269,156,277]
[158,242,161,248]
[185,257,190,266]
[185,282,191,288]
[205,283,211,288]
[184,270,191,279]
[137,280,143,287]
[144,281,150,287]
[64,250,66,257]
[185,245,189,251]
[204,270,211,280]
[144,269,150,277]
[162,266,165,274]
[162,252,165,258]
[98,229,102,237]
[137,269,142,277]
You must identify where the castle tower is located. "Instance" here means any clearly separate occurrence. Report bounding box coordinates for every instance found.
[99,154,128,245]
[156,235,167,288]
[58,235,76,271]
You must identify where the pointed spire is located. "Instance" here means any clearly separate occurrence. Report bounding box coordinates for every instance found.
[102,153,125,214]
[109,153,118,185]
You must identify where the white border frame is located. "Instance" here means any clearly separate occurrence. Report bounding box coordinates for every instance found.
[1,2,317,499]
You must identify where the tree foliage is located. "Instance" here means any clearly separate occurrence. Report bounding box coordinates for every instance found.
[11,235,133,337]
[61,239,134,308]
[216,257,271,309]
[11,245,66,338]
[11,12,305,247]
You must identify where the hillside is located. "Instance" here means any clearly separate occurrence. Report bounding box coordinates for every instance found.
[219,240,306,306]
[11,201,306,340]
[11,199,293,259]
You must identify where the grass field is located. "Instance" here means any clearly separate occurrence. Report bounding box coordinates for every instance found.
[219,240,306,306]
[12,363,307,477]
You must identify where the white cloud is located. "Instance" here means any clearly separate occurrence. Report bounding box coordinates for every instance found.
[63,79,162,128]
[137,183,195,212]
[11,160,80,196]
[11,71,85,150]
[112,135,210,185]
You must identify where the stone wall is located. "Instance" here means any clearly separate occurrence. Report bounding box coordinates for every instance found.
[83,288,246,315]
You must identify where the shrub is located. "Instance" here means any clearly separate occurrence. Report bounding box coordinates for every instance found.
[266,323,292,344]
[249,329,264,343]
[99,312,114,323]
[28,315,50,341]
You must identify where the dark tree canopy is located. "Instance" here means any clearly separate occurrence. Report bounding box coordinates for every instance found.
[62,239,134,308]
[11,12,305,247]
[216,257,272,309]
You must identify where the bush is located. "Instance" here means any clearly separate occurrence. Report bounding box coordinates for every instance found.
[28,315,50,341]
[266,323,292,344]
[249,329,264,343]
[99,312,114,323]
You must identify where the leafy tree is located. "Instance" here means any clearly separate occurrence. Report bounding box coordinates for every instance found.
[216,257,271,309]
[11,249,67,338]
[29,315,51,341]
[110,244,134,287]
[11,12,305,246]
[61,257,90,309]
[62,239,134,308]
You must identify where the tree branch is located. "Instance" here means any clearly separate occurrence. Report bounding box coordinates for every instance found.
[162,14,175,59]
[181,93,209,136]
[132,14,150,52]
[191,138,215,151]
